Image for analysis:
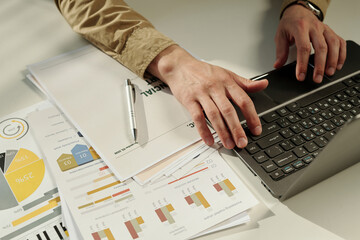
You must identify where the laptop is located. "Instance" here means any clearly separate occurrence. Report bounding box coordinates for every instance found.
[233,40,360,200]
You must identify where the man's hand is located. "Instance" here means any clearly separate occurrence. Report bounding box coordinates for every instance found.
[147,45,268,149]
[274,4,346,83]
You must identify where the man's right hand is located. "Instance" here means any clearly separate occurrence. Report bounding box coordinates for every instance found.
[147,45,268,149]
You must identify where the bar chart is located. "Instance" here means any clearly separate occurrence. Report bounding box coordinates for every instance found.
[213,179,236,197]
[155,204,175,224]
[124,216,145,239]
[184,191,210,209]
[91,228,115,240]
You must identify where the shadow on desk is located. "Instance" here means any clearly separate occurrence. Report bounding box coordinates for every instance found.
[284,163,360,240]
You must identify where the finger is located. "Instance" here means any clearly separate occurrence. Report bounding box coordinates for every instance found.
[187,102,214,146]
[230,73,268,93]
[310,29,328,83]
[274,30,290,69]
[337,38,347,70]
[226,84,262,137]
[199,96,235,149]
[210,93,248,148]
[323,29,340,76]
[294,30,311,81]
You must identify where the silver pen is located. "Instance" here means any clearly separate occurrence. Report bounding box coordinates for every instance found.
[125,79,137,142]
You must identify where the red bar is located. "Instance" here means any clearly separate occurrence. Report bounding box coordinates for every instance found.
[112,188,130,197]
[185,196,194,205]
[213,183,222,192]
[91,232,101,240]
[155,208,167,222]
[168,167,208,184]
[124,221,139,239]
[99,166,109,171]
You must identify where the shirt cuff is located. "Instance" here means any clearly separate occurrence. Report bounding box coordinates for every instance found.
[280,0,330,21]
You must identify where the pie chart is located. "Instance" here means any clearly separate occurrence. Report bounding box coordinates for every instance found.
[0,148,45,210]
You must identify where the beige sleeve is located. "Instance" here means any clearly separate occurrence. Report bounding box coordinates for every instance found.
[280,0,331,20]
[55,0,176,77]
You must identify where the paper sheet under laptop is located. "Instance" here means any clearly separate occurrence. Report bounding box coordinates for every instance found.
[27,45,202,180]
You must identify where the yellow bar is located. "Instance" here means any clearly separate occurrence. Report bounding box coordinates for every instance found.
[64,230,69,237]
[87,180,121,195]
[195,191,210,209]
[94,196,112,204]
[223,179,236,191]
[93,173,115,183]
[78,202,94,209]
[166,204,174,212]
[136,216,144,225]
[50,196,61,204]
[12,200,58,226]
[104,228,115,240]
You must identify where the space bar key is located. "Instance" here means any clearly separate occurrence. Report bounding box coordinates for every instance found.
[273,152,297,167]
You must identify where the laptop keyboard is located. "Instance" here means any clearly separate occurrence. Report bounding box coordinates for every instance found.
[241,74,360,181]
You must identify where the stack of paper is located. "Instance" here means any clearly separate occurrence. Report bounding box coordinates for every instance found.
[20,45,260,239]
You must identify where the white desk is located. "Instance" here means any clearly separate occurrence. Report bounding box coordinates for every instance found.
[1,0,359,239]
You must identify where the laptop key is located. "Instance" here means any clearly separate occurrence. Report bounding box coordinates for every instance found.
[314,136,328,148]
[270,169,284,180]
[273,152,297,167]
[324,131,336,141]
[276,107,289,117]
[280,140,295,151]
[253,151,269,163]
[261,161,278,173]
[351,74,360,83]
[290,136,305,146]
[303,142,319,152]
[262,111,280,123]
[265,145,283,158]
[302,155,314,164]
[257,132,283,149]
[293,147,308,157]
[282,165,295,174]
[286,102,300,112]
[251,122,281,140]
[293,160,305,169]
[245,143,260,154]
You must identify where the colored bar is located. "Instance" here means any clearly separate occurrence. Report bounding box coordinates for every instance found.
[161,206,175,224]
[91,232,101,240]
[195,191,210,208]
[1,207,62,240]
[125,220,139,239]
[190,194,201,207]
[219,181,233,197]
[78,202,94,209]
[168,167,208,184]
[115,194,133,203]
[112,188,130,197]
[98,230,106,238]
[104,228,115,240]
[12,199,58,226]
[23,188,58,211]
[155,208,167,222]
[224,179,236,191]
[99,166,109,171]
[94,196,112,204]
[166,204,174,212]
[93,173,115,183]
[87,181,121,195]
[136,216,144,225]
[185,196,194,205]
[130,219,142,233]
[213,183,222,192]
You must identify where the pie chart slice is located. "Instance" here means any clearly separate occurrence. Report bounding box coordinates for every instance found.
[0,148,45,209]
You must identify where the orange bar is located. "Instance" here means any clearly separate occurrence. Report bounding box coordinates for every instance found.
[136,216,144,225]
[87,181,121,195]
[99,166,109,171]
[112,188,130,197]
[195,191,210,209]
[166,204,174,212]
[223,179,236,191]
[104,228,115,240]
[94,196,112,204]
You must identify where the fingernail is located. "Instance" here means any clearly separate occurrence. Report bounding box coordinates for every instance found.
[327,67,335,76]
[237,137,248,148]
[337,64,343,70]
[254,126,262,135]
[226,138,235,149]
[315,74,323,83]
[299,73,306,81]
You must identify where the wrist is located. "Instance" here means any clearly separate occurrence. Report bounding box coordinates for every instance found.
[147,45,194,84]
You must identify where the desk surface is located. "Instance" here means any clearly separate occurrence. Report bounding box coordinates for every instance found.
[1,0,359,239]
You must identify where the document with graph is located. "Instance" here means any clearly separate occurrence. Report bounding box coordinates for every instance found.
[27,45,203,180]
[28,106,258,240]
[0,101,69,240]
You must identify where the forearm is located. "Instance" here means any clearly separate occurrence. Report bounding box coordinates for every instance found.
[55,0,176,77]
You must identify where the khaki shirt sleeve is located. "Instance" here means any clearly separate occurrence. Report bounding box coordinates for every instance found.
[55,0,176,77]
[280,0,331,21]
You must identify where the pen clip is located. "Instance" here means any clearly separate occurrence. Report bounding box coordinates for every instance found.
[132,84,136,103]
